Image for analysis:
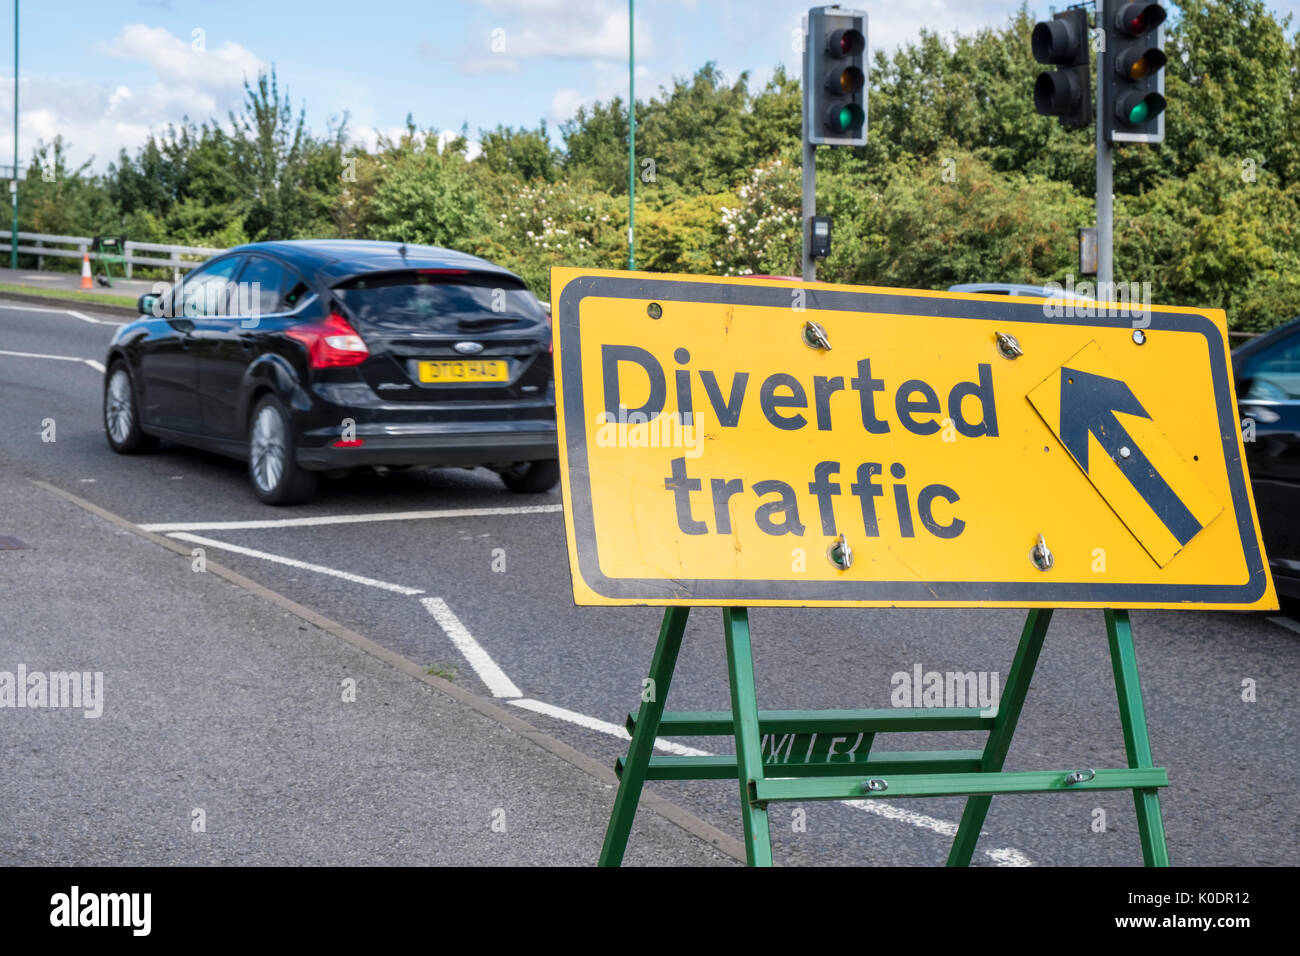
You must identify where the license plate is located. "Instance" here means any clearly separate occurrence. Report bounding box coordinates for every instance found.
[417,360,508,383]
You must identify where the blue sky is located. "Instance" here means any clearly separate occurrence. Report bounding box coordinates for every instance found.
[2,0,1298,170]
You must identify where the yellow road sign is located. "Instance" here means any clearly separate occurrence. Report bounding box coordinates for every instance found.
[551,268,1276,610]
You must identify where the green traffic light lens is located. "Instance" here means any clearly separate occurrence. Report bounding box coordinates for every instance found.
[1128,100,1150,123]
[837,105,864,132]
[824,102,865,135]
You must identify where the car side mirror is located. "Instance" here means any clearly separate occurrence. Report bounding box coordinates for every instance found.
[138,293,159,316]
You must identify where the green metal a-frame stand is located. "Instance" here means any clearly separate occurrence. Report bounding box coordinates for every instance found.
[599,606,1169,867]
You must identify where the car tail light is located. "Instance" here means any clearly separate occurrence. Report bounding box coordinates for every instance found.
[545,313,552,355]
[287,312,369,367]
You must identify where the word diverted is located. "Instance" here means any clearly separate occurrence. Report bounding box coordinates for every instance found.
[603,346,998,438]
[604,345,998,540]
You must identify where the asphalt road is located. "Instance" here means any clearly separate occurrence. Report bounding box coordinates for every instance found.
[2,298,1296,866]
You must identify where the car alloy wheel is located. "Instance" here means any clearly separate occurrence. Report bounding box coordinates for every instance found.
[250,404,287,494]
[105,369,134,445]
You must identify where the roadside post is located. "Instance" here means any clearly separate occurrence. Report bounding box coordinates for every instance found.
[550,269,1276,866]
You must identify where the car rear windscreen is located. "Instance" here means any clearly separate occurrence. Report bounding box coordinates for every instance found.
[333,271,546,331]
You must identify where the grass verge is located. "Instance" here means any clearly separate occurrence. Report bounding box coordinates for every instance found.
[0,282,137,309]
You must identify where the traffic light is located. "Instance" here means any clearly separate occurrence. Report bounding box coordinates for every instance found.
[805,7,867,146]
[1031,8,1091,129]
[1104,2,1166,143]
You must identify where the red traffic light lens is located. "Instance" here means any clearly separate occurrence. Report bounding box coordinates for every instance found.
[828,28,865,57]
[1115,3,1166,36]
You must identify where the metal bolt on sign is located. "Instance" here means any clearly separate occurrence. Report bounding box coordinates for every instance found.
[1030,533,1054,571]
[863,778,888,792]
[802,320,832,350]
[995,331,1023,359]
[1065,769,1096,786]
[827,532,853,570]
[1132,329,1147,345]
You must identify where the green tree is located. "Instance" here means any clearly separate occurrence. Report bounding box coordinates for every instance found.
[346,121,487,250]
[227,69,347,240]
[19,138,117,267]
[560,98,629,195]
[479,122,558,182]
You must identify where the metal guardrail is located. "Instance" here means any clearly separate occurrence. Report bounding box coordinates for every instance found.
[0,231,221,277]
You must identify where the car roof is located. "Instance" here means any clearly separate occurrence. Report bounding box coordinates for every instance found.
[1232,314,1300,358]
[228,239,521,284]
[947,282,1072,298]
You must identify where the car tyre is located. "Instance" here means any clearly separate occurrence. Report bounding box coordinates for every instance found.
[247,394,317,505]
[499,459,560,493]
[103,361,159,454]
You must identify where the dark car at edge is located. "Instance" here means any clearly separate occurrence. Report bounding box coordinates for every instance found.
[102,240,558,504]
[1234,316,1300,599]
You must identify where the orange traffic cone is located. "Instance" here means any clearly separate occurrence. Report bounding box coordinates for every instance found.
[80,253,93,289]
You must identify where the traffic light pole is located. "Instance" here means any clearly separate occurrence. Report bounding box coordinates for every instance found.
[801,139,816,282]
[1095,0,1113,287]
[801,12,815,283]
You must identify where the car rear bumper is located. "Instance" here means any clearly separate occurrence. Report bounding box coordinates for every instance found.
[295,422,557,470]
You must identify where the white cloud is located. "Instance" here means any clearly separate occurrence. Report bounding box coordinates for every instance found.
[437,128,483,160]
[0,25,268,171]
[0,74,224,171]
[459,56,521,75]
[547,88,586,124]
[101,24,263,93]
[344,126,482,161]
[470,0,647,60]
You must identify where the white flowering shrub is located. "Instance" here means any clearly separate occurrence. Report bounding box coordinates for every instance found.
[483,179,624,296]
[718,158,801,277]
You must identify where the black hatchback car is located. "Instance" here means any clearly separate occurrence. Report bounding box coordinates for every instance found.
[103,240,558,504]
[1234,316,1300,598]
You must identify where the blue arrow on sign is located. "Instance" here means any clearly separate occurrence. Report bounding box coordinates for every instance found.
[1059,367,1203,546]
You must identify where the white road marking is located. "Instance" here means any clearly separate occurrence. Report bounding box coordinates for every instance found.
[0,301,123,325]
[839,799,1032,865]
[140,504,563,533]
[508,698,710,756]
[421,597,522,699]
[983,846,1035,867]
[167,532,425,596]
[66,310,120,327]
[1267,615,1300,635]
[0,347,105,373]
[509,697,1032,864]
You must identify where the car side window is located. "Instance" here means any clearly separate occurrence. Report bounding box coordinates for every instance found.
[283,279,310,310]
[232,255,288,319]
[1242,333,1300,401]
[179,256,244,318]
